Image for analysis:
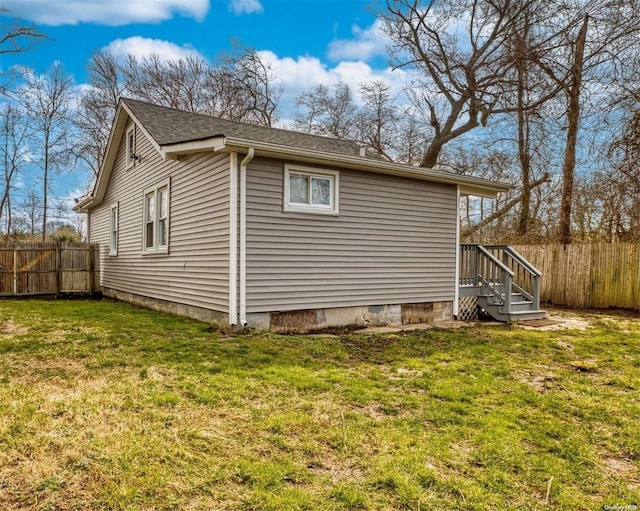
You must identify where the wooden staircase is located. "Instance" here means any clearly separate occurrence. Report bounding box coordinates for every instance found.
[459,244,545,322]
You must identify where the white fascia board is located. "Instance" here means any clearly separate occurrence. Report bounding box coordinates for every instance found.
[120,102,163,155]
[161,135,510,197]
[160,137,226,160]
[78,103,127,211]
[73,195,94,213]
[81,101,167,211]
[220,137,511,198]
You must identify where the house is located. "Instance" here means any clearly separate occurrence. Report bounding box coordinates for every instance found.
[75,97,530,332]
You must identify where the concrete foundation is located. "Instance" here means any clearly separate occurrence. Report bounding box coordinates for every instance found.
[247,301,452,333]
[102,287,229,326]
[102,287,453,334]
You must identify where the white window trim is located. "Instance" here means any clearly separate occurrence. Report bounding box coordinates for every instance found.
[283,164,339,215]
[109,202,119,256]
[125,125,136,169]
[142,178,170,255]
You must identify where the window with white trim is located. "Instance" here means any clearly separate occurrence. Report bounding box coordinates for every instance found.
[126,125,136,169]
[284,165,339,215]
[109,203,118,256]
[143,179,170,254]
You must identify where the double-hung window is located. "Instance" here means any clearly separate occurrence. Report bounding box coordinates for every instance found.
[109,203,118,256]
[284,164,339,215]
[143,179,170,254]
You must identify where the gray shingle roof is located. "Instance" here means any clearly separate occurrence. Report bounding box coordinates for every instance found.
[122,98,381,160]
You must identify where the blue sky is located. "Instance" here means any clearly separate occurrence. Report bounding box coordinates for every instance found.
[1,0,407,223]
[1,0,396,95]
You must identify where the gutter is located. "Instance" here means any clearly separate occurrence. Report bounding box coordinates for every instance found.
[239,147,254,326]
[453,186,460,318]
[218,137,511,199]
[73,195,94,213]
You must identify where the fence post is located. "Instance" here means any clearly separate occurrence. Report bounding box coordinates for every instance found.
[87,245,94,295]
[13,248,17,296]
[55,244,61,298]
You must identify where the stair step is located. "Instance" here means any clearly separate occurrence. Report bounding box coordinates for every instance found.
[477,296,546,322]
[508,301,536,312]
[505,310,547,321]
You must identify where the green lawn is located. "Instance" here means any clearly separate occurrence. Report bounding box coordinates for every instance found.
[0,299,638,510]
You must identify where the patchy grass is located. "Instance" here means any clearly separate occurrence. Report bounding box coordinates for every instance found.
[0,299,638,510]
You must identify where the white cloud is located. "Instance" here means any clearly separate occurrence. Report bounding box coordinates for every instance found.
[258,51,407,96]
[256,50,410,115]
[328,19,390,62]
[104,37,205,62]
[228,0,263,15]
[1,0,209,26]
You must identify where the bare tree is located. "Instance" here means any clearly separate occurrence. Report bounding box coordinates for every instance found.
[121,54,211,112]
[294,79,429,162]
[383,0,566,169]
[0,7,45,90]
[18,188,42,237]
[293,84,329,134]
[558,15,589,244]
[217,47,283,126]
[0,103,30,237]
[357,81,399,161]
[294,82,358,138]
[394,111,429,165]
[21,62,74,242]
[75,50,125,176]
[0,7,44,55]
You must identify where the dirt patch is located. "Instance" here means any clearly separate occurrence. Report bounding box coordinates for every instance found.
[603,456,639,489]
[556,337,575,350]
[0,319,29,335]
[516,319,560,328]
[9,357,89,388]
[516,367,560,393]
[568,360,599,372]
[29,357,87,372]
[605,456,637,475]
[517,310,591,331]
[306,456,364,483]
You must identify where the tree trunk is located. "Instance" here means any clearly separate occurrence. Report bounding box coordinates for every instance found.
[463,172,549,239]
[420,139,443,168]
[42,133,49,243]
[559,15,588,245]
[516,29,532,237]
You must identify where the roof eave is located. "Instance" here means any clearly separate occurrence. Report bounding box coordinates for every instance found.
[160,137,226,160]
[78,101,128,211]
[214,137,511,198]
[73,195,94,213]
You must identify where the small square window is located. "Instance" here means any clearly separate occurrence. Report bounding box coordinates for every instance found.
[284,165,339,215]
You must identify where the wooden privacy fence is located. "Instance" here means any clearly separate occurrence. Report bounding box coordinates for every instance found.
[0,243,100,297]
[513,243,640,310]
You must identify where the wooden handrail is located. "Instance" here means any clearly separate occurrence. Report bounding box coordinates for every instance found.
[484,244,542,277]
[459,243,541,313]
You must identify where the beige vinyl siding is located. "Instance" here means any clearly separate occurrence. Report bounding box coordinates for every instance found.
[245,157,457,312]
[89,119,230,312]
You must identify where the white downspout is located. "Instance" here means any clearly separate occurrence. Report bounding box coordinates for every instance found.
[229,152,238,325]
[453,185,460,318]
[239,147,254,326]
